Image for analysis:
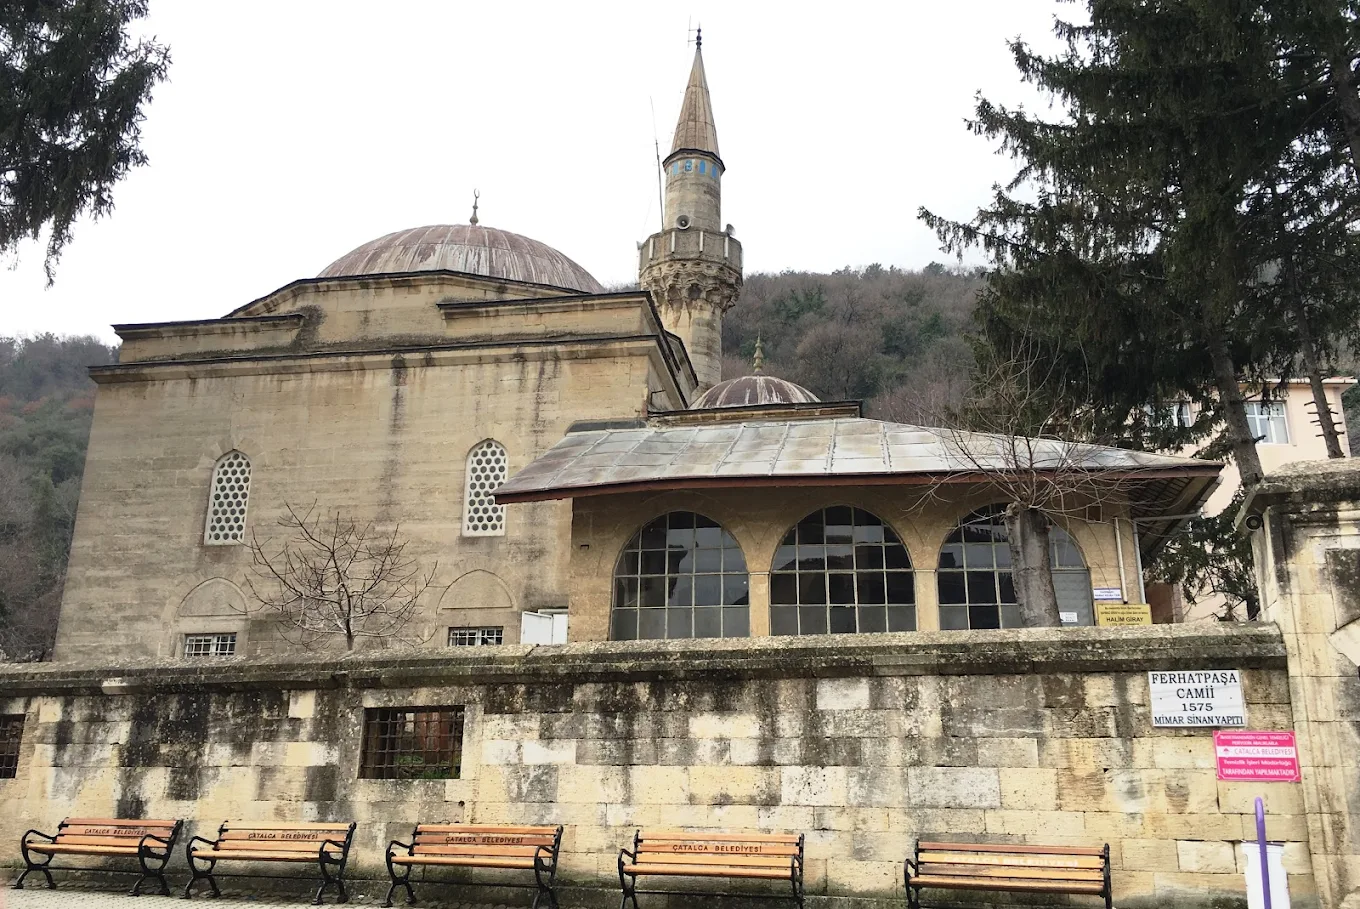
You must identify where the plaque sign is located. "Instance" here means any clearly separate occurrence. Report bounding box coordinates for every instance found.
[1148,670,1246,727]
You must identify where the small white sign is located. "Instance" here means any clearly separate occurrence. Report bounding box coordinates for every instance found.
[1149,670,1246,727]
[1093,587,1123,601]
[1059,611,1079,624]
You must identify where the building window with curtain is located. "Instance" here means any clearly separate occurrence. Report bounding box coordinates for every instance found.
[1244,401,1290,444]
[770,506,916,635]
[937,506,1093,630]
[611,512,749,640]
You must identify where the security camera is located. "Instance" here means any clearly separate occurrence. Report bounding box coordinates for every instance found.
[1244,513,1264,531]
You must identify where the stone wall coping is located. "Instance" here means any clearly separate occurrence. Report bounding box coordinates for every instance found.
[1243,459,1360,516]
[0,624,1284,695]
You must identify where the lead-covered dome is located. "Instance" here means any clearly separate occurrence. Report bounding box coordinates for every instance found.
[692,374,821,409]
[318,224,605,293]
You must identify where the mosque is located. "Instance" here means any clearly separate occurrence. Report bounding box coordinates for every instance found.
[51,40,1221,661]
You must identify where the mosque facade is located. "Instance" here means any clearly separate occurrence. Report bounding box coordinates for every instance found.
[52,42,1219,662]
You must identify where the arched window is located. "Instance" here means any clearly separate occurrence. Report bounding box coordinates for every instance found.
[770,506,916,635]
[204,451,251,545]
[936,506,1093,630]
[463,440,508,536]
[611,512,749,640]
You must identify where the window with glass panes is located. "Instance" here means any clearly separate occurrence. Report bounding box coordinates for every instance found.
[770,506,916,635]
[1245,401,1290,444]
[611,512,750,640]
[183,632,237,657]
[448,627,503,647]
[937,507,1090,630]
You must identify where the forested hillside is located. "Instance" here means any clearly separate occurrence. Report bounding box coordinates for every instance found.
[0,334,117,659]
[721,265,983,422]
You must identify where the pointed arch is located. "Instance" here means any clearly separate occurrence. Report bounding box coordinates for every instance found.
[204,450,251,545]
[463,440,508,536]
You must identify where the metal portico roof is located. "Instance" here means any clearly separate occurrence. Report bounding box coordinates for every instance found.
[495,417,1220,501]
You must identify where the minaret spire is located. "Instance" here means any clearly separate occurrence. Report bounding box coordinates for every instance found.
[670,37,719,158]
[638,34,743,395]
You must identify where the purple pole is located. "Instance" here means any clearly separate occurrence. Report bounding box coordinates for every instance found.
[1256,796,1272,909]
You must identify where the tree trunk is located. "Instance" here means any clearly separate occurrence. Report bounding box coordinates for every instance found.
[1330,49,1360,184]
[1296,310,1346,458]
[1205,331,1266,489]
[1004,503,1061,627]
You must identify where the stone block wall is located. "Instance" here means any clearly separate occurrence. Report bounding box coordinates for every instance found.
[1247,460,1360,909]
[0,626,1312,907]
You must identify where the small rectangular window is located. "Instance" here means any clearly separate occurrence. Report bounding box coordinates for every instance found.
[448,626,503,647]
[1245,401,1290,444]
[184,633,237,658]
[360,707,464,780]
[0,715,23,779]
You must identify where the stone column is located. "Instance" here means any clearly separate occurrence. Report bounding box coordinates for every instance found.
[1244,460,1360,909]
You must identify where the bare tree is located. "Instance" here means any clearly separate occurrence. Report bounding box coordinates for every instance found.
[920,344,1153,628]
[245,503,438,651]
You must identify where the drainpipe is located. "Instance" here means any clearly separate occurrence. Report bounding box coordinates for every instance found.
[1113,516,1129,604]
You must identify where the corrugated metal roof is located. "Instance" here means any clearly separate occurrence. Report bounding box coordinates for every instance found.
[317,224,605,293]
[494,417,1221,502]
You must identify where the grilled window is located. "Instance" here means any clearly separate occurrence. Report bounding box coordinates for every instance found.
[360,707,464,780]
[448,627,503,647]
[611,511,750,640]
[204,451,251,544]
[937,506,1091,630]
[463,441,508,536]
[183,633,237,658]
[0,715,23,779]
[770,506,916,635]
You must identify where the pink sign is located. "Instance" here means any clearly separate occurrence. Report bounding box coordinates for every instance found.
[1214,731,1301,782]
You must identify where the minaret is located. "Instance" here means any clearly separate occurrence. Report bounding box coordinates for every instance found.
[639,31,742,392]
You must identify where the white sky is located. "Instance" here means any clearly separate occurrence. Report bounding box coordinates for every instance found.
[0,1,1066,343]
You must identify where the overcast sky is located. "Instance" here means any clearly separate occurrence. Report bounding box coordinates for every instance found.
[0,1,1067,343]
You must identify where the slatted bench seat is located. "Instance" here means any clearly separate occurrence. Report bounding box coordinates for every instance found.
[384,823,563,908]
[184,820,356,904]
[618,829,805,909]
[903,841,1112,909]
[15,817,183,895]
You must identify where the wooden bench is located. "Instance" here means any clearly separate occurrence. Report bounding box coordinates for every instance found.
[184,820,356,904]
[15,817,183,895]
[903,841,1112,909]
[384,823,563,908]
[618,829,805,909]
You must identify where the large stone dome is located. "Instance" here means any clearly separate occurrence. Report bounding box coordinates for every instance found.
[318,224,605,293]
[692,374,821,409]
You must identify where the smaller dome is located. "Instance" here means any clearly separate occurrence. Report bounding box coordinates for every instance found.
[692,375,821,409]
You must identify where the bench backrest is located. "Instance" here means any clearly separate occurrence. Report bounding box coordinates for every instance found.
[915,842,1109,886]
[56,818,182,847]
[213,821,356,856]
[410,824,562,859]
[634,829,804,872]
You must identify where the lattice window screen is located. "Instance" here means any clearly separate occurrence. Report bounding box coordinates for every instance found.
[204,451,251,545]
[462,441,508,536]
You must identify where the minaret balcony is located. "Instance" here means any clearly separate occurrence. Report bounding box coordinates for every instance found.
[638,228,743,274]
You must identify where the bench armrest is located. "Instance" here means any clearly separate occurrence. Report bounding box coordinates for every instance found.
[534,843,556,870]
[903,857,918,881]
[138,832,174,854]
[187,834,219,852]
[319,837,348,862]
[21,829,55,845]
[386,839,412,858]
[618,847,636,862]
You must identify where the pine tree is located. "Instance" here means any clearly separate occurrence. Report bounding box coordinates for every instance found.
[1,0,170,280]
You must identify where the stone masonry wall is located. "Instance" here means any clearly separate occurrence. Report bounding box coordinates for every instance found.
[0,627,1313,907]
